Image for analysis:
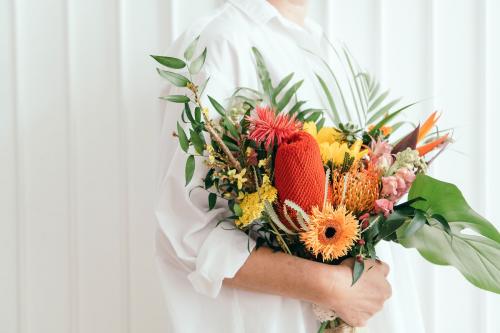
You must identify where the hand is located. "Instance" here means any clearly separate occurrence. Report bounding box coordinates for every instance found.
[318,258,392,327]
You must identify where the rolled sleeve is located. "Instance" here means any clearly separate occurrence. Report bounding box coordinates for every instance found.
[187,221,256,298]
[155,142,256,298]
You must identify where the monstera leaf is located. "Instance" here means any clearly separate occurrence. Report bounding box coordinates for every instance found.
[397,174,500,294]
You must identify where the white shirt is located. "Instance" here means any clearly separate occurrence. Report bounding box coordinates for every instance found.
[154,1,426,332]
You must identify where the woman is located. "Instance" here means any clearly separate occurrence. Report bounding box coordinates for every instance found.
[155,0,393,332]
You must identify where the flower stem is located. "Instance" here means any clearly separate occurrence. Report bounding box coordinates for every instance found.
[318,321,329,333]
[189,83,242,171]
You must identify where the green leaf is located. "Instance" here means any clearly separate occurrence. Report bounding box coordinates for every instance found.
[403,210,427,238]
[316,118,326,130]
[208,96,226,117]
[431,213,451,235]
[271,73,294,103]
[204,169,215,189]
[371,102,417,132]
[222,139,240,151]
[223,118,239,138]
[343,48,365,126]
[368,90,389,113]
[150,55,186,69]
[316,74,340,125]
[397,174,500,293]
[157,68,190,87]
[184,103,195,123]
[366,242,377,259]
[288,101,307,115]
[398,221,500,294]
[184,36,199,61]
[194,107,201,123]
[233,203,243,217]
[189,47,207,74]
[176,122,189,153]
[408,175,500,242]
[190,129,205,154]
[161,95,190,103]
[352,259,365,286]
[208,192,217,210]
[252,47,273,103]
[277,80,303,112]
[367,98,402,124]
[377,210,410,241]
[185,155,195,186]
[304,111,323,123]
[199,76,211,97]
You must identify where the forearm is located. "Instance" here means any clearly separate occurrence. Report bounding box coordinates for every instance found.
[223,246,331,305]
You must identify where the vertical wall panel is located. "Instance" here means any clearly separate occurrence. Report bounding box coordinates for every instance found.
[67,0,125,332]
[326,0,380,73]
[485,0,500,331]
[120,1,170,332]
[378,2,436,332]
[433,0,484,332]
[0,0,19,332]
[14,0,71,332]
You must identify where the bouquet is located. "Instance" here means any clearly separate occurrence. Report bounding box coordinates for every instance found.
[152,37,500,332]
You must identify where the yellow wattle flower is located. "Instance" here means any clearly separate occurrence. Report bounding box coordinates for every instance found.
[236,175,277,228]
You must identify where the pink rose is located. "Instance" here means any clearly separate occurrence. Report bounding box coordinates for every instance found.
[381,176,399,197]
[377,153,393,171]
[371,139,393,157]
[396,168,416,183]
[370,139,394,171]
[359,213,370,221]
[382,168,417,201]
[374,199,394,217]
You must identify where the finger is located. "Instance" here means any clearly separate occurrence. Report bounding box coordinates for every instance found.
[376,260,390,277]
[340,257,355,267]
[384,280,393,299]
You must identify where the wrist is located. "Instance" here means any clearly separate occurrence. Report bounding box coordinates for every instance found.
[304,261,339,306]
[315,262,350,309]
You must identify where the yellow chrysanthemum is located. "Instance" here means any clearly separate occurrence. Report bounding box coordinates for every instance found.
[236,175,277,228]
[304,122,366,166]
[303,121,343,144]
[300,204,359,261]
[326,140,368,166]
[303,121,318,137]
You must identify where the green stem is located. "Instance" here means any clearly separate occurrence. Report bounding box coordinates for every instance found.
[318,321,329,333]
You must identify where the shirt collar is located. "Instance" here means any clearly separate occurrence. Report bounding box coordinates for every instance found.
[228,0,324,44]
[228,0,279,24]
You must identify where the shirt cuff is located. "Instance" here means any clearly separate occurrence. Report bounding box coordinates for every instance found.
[187,221,256,298]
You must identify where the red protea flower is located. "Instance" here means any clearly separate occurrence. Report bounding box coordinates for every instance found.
[247,106,301,150]
[274,131,331,231]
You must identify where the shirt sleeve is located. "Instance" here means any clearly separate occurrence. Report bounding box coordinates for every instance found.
[154,35,256,298]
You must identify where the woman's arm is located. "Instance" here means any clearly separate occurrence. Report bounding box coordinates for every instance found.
[224,247,391,327]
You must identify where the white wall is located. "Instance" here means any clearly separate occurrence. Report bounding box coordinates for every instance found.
[1,1,499,332]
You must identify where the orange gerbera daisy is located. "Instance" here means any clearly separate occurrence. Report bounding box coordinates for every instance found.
[301,204,359,261]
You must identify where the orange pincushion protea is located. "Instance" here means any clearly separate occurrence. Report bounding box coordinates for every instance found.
[301,204,359,261]
[331,166,380,214]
